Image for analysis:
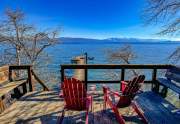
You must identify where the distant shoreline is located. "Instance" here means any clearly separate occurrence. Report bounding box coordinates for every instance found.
[59,37,180,44]
[61,41,180,44]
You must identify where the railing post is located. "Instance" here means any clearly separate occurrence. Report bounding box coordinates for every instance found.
[8,66,13,82]
[121,69,125,81]
[28,66,33,91]
[120,69,125,90]
[85,68,88,90]
[152,68,157,81]
[152,68,159,92]
[22,83,27,94]
[85,53,88,90]
[61,67,64,82]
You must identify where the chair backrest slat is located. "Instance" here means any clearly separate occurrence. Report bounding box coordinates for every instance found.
[61,78,86,110]
[72,78,78,108]
[123,75,145,96]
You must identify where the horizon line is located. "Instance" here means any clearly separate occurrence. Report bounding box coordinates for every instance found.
[59,36,180,42]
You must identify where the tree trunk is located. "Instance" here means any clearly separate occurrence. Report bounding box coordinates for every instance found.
[16,46,21,77]
[124,60,138,76]
[16,48,21,66]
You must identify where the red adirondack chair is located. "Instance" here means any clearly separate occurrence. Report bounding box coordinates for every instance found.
[57,77,93,124]
[103,75,145,124]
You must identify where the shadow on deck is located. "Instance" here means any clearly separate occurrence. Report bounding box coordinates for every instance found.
[1,64,179,124]
[0,91,143,124]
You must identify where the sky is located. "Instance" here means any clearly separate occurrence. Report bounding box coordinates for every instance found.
[0,0,179,40]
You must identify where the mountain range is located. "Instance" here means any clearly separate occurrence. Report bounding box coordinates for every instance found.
[59,37,180,44]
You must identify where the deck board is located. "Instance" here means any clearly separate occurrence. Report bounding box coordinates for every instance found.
[0,91,143,124]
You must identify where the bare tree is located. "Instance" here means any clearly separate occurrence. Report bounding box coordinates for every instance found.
[143,0,180,64]
[168,47,180,64]
[0,9,60,85]
[0,9,59,66]
[143,0,180,36]
[107,45,138,77]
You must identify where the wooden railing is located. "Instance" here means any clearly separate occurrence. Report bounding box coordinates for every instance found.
[0,65,49,113]
[61,64,172,90]
[9,65,34,91]
[9,65,49,91]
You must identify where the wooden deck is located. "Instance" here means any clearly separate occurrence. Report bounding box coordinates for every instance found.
[0,64,179,124]
[0,91,143,124]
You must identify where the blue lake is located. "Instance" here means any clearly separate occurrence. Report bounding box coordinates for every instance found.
[44,42,180,90]
[49,42,180,65]
[2,41,179,90]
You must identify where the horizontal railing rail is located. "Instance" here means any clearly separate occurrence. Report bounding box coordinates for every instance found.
[61,64,172,69]
[61,64,173,90]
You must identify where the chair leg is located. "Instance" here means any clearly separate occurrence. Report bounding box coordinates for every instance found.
[91,98,95,124]
[106,98,125,124]
[131,102,148,124]
[57,108,66,124]
[103,101,106,110]
[103,96,107,110]
[85,109,89,124]
[91,97,93,112]
[111,106,126,124]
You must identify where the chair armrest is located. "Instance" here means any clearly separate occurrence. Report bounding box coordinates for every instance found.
[109,90,124,97]
[121,81,128,92]
[121,81,128,85]
[59,91,63,98]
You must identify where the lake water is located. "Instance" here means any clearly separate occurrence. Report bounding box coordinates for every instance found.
[44,42,180,90]
[1,41,180,90]
[49,42,179,63]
